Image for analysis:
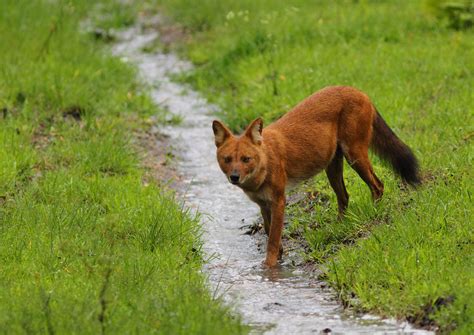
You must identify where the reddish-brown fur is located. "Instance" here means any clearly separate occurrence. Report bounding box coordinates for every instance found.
[212,86,420,267]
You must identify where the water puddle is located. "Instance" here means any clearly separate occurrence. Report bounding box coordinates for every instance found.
[112,17,433,335]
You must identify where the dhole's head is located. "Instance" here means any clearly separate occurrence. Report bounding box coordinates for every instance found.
[212,118,266,188]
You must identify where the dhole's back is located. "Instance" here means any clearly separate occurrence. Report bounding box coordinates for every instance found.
[265,86,376,180]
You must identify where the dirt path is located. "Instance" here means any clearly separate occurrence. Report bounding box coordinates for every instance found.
[112,17,432,335]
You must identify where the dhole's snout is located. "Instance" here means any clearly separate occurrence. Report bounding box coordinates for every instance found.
[229,172,240,185]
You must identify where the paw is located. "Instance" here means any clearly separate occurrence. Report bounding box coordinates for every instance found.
[263,256,278,268]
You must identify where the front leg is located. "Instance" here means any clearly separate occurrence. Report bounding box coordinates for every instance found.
[264,194,285,267]
[259,205,271,236]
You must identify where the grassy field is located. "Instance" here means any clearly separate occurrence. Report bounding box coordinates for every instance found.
[157,0,474,333]
[0,1,245,333]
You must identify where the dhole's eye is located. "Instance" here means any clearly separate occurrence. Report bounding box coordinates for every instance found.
[224,156,232,163]
[241,156,251,163]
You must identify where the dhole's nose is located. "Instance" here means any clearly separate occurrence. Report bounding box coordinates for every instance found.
[229,173,240,184]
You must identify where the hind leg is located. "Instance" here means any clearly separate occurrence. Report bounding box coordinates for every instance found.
[344,145,384,201]
[326,146,349,215]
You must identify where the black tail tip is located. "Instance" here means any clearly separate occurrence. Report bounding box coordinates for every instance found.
[397,156,421,186]
[404,174,422,187]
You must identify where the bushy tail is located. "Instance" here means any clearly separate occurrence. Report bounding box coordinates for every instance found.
[371,110,421,185]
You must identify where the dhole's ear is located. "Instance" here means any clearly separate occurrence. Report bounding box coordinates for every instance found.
[212,120,232,148]
[244,117,263,145]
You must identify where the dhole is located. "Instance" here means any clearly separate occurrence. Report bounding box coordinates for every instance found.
[212,86,420,267]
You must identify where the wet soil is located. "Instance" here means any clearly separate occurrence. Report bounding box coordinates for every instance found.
[132,120,182,189]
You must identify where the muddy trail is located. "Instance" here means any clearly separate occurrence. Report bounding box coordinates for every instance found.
[112,17,432,335]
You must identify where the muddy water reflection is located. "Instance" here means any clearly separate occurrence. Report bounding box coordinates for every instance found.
[113,19,432,335]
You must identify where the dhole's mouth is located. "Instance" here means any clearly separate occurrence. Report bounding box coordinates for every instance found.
[229,179,240,185]
[229,173,252,186]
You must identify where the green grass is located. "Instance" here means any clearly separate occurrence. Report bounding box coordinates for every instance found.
[0,0,245,333]
[157,0,473,333]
